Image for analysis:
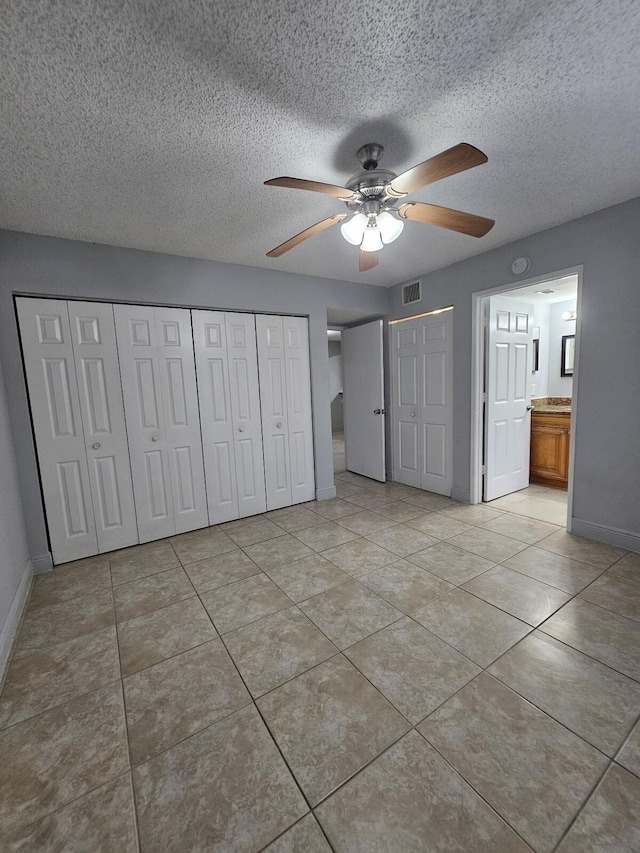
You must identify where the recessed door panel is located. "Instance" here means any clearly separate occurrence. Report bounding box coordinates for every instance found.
[398,356,417,407]
[398,421,418,474]
[92,455,123,529]
[423,423,446,479]
[424,351,446,407]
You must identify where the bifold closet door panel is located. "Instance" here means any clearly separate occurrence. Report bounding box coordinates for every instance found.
[114,304,175,542]
[193,311,267,523]
[283,316,315,503]
[153,308,208,534]
[256,315,292,510]
[16,298,98,564]
[68,301,138,553]
[391,320,422,488]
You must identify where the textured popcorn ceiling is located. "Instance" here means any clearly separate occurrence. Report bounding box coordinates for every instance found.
[1,1,639,286]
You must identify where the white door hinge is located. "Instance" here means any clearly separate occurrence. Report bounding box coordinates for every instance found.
[481,464,486,475]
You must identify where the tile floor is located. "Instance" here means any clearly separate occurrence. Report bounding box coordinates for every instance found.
[486,483,569,527]
[1,473,639,851]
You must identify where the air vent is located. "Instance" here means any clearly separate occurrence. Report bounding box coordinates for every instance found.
[402,280,422,306]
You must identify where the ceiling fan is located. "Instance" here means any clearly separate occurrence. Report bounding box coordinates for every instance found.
[264,142,495,272]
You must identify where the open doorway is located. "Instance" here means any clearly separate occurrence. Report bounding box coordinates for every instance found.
[471,268,582,530]
[327,328,346,475]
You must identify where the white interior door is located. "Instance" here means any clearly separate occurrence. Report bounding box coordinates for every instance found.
[256,314,292,509]
[68,301,138,553]
[17,297,98,564]
[390,318,421,487]
[484,295,534,501]
[420,310,453,495]
[342,320,386,482]
[283,316,315,504]
[114,304,175,542]
[154,308,208,534]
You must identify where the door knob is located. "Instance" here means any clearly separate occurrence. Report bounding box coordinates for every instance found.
[239,426,245,432]
[526,405,533,411]
[91,442,101,450]
[276,422,282,429]
[374,409,381,415]
[151,435,159,442]
[410,411,416,418]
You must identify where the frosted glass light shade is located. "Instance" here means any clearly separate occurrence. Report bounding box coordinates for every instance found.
[361,225,383,252]
[377,211,404,244]
[341,213,368,245]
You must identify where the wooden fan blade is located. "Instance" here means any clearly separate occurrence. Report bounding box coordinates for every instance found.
[266,214,347,257]
[265,177,357,201]
[388,143,488,197]
[398,202,494,237]
[359,250,379,272]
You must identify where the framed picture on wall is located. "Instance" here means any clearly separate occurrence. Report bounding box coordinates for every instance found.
[561,334,575,377]
[532,326,540,373]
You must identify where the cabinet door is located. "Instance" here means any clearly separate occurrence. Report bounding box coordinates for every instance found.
[225,313,267,517]
[114,304,175,542]
[283,316,315,503]
[154,308,208,534]
[68,301,138,553]
[256,315,292,510]
[17,297,98,564]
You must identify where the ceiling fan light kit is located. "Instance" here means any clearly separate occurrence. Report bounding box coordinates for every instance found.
[265,142,495,271]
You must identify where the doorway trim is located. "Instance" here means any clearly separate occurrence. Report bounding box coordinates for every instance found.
[470,265,583,531]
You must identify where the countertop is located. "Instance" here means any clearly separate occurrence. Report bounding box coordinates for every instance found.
[531,397,572,414]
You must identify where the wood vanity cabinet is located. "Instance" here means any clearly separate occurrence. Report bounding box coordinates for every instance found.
[530,411,571,488]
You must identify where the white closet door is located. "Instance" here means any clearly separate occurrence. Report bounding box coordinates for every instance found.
[256,315,292,510]
[420,310,453,495]
[114,304,175,542]
[283,316,315,503]
[154,308,208,534]
[391,319,421,488]
[17,297,98,564]
[192,310,239,523]
[68,301,138,552]
[225,313,267,518]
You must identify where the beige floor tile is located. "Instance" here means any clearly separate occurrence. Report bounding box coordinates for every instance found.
[113,567,194,623]
[359,560,453,614]
[402,492,456,511]
[345,618,480,724]
[335,510,398,536]
[509,497,569,525]
[482,513,561,544]
[616,719,640,778]
[342,491,396,510]
[503,545,604,594]
[133,705,306,852]
[407,541,495,585]
[117,597,217,676]
[0,626,119,728]
[485,492,530,511]
[335,472,380,488]
[488,632,640,756]
[109,540,179,585]
[320,537,398,577]
[316,730,531,852]
[419,673,608,852]
[334,482,367,499]
[27,556,111,610]
[440,504,504,525]
[538,529,626,569]
[462,565,571,626]
[541,599,640,680]
[447,527,528,563]
[265,505,326,532]
[264,814,331,852]
[169,526,238,564]
[298,580,402,650]
[556,764,640,853]
[257,655,409,805]
[182,549,261,593]
[124,639,250,765]
[294,521,359,552]
[243,534,315,570]
[609,551,640,584]
[372,500,427,522]
[201,572,293,634]
[224,607,337,697]
[405,511,473,539]
[14,588,115,652]
[579,571,640,621]
[222,516,284,546]
[0,682,128,836]
[265,553,350,602]
[1,773,138,853]
[310,497,361,520]
[377,483,420,499]
[413,588,531,668]
[366,524,439,557]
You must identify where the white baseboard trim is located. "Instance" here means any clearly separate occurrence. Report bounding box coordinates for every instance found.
[31,552,53,574]
[316,485,337,501]
[451,487,471,504]
[0,559,33,681]
[570,519,640,553]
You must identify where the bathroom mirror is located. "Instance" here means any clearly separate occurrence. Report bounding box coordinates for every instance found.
[532,326,540,373]
[561,334,575,377]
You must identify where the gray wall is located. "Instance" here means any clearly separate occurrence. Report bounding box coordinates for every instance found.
[548,299,577,397]
[388,196,640,547]
[328,339,344,432]
[0,230,388,562]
